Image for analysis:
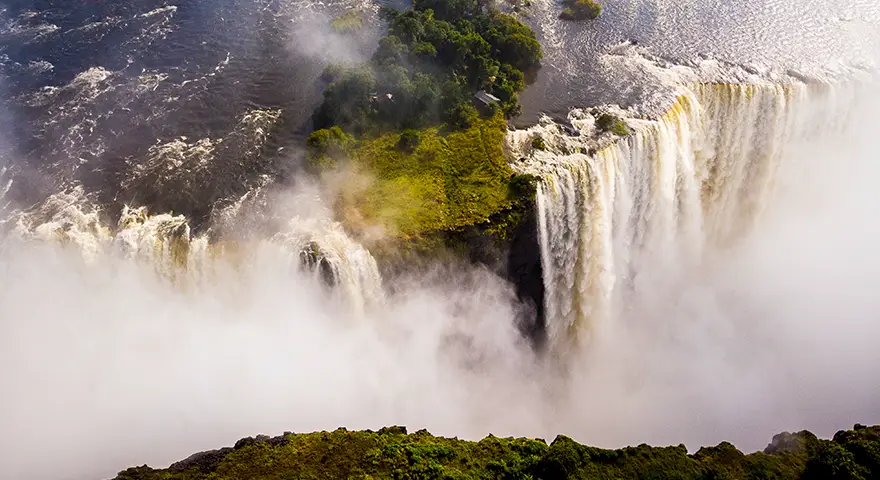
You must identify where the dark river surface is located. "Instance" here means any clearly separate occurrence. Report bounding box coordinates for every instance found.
[0,0,877,226]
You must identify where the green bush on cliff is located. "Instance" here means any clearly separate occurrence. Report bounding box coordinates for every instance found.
[114,424,880,480]
[560,0,602,21]
[396,129,422,152]
[306,126,356,170]
[531,136,546,150]
[596,112,630,136]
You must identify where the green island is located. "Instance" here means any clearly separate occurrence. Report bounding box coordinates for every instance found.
[308,0,543,257]
[115,424,880,479]
[559,0,602,21]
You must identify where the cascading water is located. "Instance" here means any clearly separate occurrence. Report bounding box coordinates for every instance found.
[2,192,384,314]
[511,81,856,354]
[274,217,385,316]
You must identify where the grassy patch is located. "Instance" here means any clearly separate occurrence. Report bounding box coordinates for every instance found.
[336,112,522,240]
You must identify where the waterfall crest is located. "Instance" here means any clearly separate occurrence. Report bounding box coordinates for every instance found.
[512,82,851,353]
[2,191,384,314]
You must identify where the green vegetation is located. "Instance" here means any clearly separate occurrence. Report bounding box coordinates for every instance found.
[531,136,546,150]
[559,0,602,21]
[397,129,422,152]
[308,0,545,251]
[335,112,524,239]
[330,10,366,34]
[115,424,880,480]
[313,0,543,134]
[305,126,356,170]
[596,112,630,136]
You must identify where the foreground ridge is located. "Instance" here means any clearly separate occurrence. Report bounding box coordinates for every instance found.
[116,424,879,479]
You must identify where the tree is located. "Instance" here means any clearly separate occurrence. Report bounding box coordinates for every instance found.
[413,0,480,21]
[446,102,479,129]
[496,33,542,71]
[311,0,543,133]
[312,67,376,131]
[389,11,426,43]
[374,35,409,65]
[306,126,356,169]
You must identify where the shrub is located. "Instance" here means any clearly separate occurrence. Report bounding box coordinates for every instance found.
[560,0,602,20]
[485,101,500,117]
[397,129,421,151]
[559,7,577,20]
[531,136,546,150]
[446,102,479,129]
[510,174,538,200]
[596,113,630,136]
[306,126,356,169]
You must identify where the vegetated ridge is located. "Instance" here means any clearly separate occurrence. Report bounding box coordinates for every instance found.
[308,0,543,249]
[115,423,880,479]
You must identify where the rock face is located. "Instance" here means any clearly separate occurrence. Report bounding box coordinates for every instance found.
[505,198,546,347]
[298,241,337,287]
[167,448,233,474]
[121,433,292,478]
[113,424,880,480]
[440,195,546,348]
[764,430,818,455]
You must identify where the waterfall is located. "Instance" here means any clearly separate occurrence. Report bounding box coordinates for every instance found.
[513,82,852,353]
[3,191,384,314]
[273,216,385,316]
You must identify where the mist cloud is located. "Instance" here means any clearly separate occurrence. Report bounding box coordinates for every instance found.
[2,78,880,480]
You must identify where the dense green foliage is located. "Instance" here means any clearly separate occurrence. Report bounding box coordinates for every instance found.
[596,112,630,136]
[306,1,544,247]
[559,0,602,21]
[115,424,880,480]
[305,126,356,170]
[313,0,543,134]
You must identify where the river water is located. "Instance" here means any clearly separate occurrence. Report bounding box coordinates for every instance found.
[1,1,880,479]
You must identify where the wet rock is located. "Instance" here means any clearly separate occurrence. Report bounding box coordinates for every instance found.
[168,447,234,474]
[378,426,407,435]
[763,430,817,455]
[298,241,337,287]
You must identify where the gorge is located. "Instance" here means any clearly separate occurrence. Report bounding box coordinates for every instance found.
[0,0,879,479]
